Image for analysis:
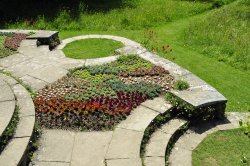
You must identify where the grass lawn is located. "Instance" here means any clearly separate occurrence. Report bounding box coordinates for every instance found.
[63,38,123,59]
[192,128,250,166]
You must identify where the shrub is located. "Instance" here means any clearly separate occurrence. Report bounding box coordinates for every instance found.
[174,80,189,90]
[4,33,26,50]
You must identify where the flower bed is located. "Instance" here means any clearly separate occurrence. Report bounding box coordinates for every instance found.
[34,55,175,130]
[4,33,26,50]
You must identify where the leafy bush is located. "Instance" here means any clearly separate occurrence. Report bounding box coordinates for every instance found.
[4,33,26,50]
[174,80,189,90]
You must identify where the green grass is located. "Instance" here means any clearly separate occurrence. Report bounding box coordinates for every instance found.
[63,38,123,59]
[192,128,250,166]
[0,36,15,58]
[6,0,211,31]
[183,0,250,70]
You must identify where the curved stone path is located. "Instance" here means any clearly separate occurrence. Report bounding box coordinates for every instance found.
[169,112,250,166]
[0,32,231,166]
[0,73,35,165]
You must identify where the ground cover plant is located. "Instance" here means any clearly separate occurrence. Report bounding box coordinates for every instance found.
[192,128,250,165]
[63,38,124,59]
[34,55,175,130]
[0,32,27,58]
[0,34,15,58]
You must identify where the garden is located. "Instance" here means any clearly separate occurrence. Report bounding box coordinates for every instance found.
[0,0,249,165]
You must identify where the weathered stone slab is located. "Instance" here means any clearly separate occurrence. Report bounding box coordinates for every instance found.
[180,73,207,87]
[145,130,171,157]
[105,128,143,159]
[106,158,142,166]
[0,73,18,86]
[0,53,32,68]
[20,75,47,91]
[32,161,70,166]
[169,147,192,166]
[20,39,37,47]
[71,131,113,166]
[27,30,58,39]
[17,98,35,117]
[170,87,227,108]
[0,137,30,166]
[14,115,35,138]
[6,61,45,78]
[141,97,172,113]
[144,157,165,166]
[0,84,15,102]
[33,130,75,162]
[28,66,68,83]
[117,105,159,132]
[0,101,15,136]
[12,84,30,99]
[85,56,118,66]
[160,119,187,134]
[17,47,47,57]
[115,46,141,55]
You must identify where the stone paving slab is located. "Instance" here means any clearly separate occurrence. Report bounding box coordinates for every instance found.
[160,119,187,134]
[0,84,15,102]
[0,101,15,136]
[117,105,159,132]
[20,40,37,47]
[145,130,171,157]
[141,97,172,113]
[170,87,227,108]
[0,73,18,86]
[144,157,165,166]
[14,115,35,138]
[12,84,31,99]
[0,137,30,166]
[106,158,142,166]
[169,147,192,166]
[0,53,33,68]
[32,161,70,166]
[105,128,144,159]
[71,131,113,166]
[28,66,68,83]
[6,61,45,78]
[85,56,117,66]
[33,130,76,163]
[20,75,47,91]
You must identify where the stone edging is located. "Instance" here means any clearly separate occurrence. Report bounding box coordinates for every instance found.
[0,73,35,165]
[168,112,250,166]
[58,35,227,110]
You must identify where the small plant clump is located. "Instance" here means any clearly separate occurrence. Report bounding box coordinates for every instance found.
[4,33,27,50]
[34,55,175,130]
[174,80,189,91]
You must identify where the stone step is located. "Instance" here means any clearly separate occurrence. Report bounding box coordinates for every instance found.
[144,119,187,166]
[105,97,173,166]
[0,78,16,138]
[168,112,250,166]
[0,75,35,166]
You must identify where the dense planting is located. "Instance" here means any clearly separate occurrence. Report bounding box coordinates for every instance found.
[4,33,26,50]
[34,55,174,130]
